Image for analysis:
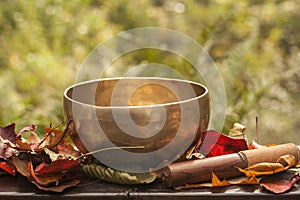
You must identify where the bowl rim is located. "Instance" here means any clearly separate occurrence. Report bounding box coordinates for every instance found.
[64,77,209,109]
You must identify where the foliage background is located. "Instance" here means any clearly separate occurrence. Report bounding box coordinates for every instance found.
[0,0,299,144]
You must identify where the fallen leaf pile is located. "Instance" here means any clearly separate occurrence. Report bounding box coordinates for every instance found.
[0,123,82,192]
[1,122,300,194]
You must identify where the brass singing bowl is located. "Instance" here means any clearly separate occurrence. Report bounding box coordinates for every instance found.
[63,77,210,170]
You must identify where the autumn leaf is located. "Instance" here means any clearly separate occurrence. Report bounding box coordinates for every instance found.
[175,173,261,190]
[239,176,261,185]
[248,140,265,150]
[1,123,84,193]
[211,172,260,187]
[228,123,246,139]
[11,155,80,192]
[238,155,296,177]
[16,124,67,152]
[277,154,296,167]
[260,171,300,194]
[196,130,248,157]
[35,159,79,175]
[32,179,81,193]
[0,138,18,160]
[42,140,81,162]
[16,124,37,137]
[35,126,67,150]
[0,123,17,144]
[16,131,41,151]
[0,161,16,176]
[46,148,78,163]
[11,156,31,178]
[28,161,65,186]
[57,139,81,157]
[211,171,230,187]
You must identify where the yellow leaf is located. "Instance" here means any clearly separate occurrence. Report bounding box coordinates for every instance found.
[211,172,230,187]
[238,155,296,177]
[276,154,296,168]
[238,163,285,177]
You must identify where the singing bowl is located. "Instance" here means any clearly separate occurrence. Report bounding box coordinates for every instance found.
[63,77,210,170]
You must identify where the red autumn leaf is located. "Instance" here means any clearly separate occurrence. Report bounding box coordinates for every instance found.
[28,161,65,186]
[11,155,80,192]
[260,171,300,194]
[0,161,16,176]
[35,159,79,175]
[196,130,248,157]
[0,123,16,144]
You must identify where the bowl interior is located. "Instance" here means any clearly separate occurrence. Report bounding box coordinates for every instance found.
[65,78,207,107]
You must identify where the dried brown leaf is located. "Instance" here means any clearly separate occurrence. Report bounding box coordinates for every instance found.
[16,132,41,151]
[57,139,81,157]
[0,138,18,160]
[11,156,31,178]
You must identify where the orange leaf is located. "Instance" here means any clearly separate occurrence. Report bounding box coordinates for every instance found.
[248,140,265,150]
[211,172,230,187]
[40,127,66,150]
[175,175,261,190]
[44,127,62,135]
[0,161,16,176]
[239,176,260,185]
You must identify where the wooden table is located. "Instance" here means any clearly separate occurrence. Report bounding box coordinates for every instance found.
[0,175,299,200]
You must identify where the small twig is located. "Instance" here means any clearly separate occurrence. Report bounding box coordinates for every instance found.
[256,116,260,144]
[76,146,145,160]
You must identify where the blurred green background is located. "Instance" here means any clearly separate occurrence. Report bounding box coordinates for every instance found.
[0,0,299,144]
